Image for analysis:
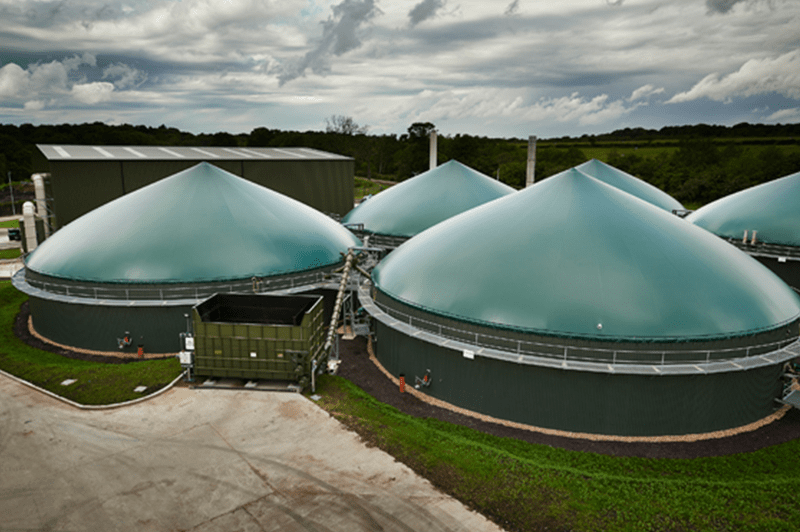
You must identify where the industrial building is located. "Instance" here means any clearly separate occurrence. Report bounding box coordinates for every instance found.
[687,170,800,291]
[32,144,354,232]
[575,159,684,212]
[13,162,361,354]
[341,160,514,247]
[360,167,800,436]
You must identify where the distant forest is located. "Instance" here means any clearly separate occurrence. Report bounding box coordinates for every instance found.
[2,121,800,209]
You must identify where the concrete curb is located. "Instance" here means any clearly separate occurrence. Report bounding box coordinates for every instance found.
[0,367,187,410]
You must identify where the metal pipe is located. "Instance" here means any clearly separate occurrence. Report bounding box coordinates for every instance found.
[429,130,438,170]
[526,135,537,187]
[32,173,49,238]
[22,201,37,252]
[323,250,355,351]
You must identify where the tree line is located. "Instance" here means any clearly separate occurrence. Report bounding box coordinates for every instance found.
[2,120,799,210]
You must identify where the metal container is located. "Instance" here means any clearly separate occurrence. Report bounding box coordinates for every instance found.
[192,293,326,387]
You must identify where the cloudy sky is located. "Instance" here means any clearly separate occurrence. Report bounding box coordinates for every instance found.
[0,0,798,139]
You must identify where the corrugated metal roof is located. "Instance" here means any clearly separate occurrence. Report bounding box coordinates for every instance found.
[575,159,684,211]
[36,145,351,161]
[687,170,800,247]
[372,167,800,341]
[341,160,515,237]
[25,162,361,283]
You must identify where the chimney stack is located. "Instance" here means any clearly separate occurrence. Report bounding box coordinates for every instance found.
[526,135,537,187]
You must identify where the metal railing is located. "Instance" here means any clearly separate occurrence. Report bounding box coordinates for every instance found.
[20,270,334,302]
[727,238,800,260]
[365,291,799,368]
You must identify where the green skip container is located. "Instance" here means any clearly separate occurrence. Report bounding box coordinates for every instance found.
[192,293,326,388]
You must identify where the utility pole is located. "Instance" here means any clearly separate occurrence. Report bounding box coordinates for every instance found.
[7,171,14,216]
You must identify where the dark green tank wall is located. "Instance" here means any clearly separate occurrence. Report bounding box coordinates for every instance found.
[26,287,339,355]
[28,296,191,354]
[38,158,353,229]
[374,321,785,436]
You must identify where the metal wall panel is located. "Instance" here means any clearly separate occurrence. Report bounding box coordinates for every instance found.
[191,294,325,383]
[120,160,235,193]
[49,161,124,228]
[374,321,785,436]
[38,152,354,229]
[243,159,353,216]
[28,296,191,354]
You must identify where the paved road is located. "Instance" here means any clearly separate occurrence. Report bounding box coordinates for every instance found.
[0,374,504,532]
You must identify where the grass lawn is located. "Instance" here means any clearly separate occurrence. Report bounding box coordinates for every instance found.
[312,375,800,532]
[0,281,183,405]
[0,248,21,260]
[0,219,20,228]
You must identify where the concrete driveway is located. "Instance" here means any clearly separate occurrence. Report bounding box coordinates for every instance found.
[0,375,503,532]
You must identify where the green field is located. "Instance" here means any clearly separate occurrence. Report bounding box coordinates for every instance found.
[0,281,183,405]
[0,219,20,228]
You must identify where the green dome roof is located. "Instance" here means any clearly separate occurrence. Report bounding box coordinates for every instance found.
[575,159,683,211]
[341,160,514,237]
[26,162,361,283]
[373,168,800,341]
[686,171,800,247]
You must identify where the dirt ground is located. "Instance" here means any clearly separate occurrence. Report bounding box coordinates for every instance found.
[15,302,800,458]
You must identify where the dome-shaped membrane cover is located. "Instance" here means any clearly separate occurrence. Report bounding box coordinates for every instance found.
[575,159,684,212]
[687,171,800,247]
[342,160,514,237]
[373,168,800,341]
[26,162,362,282]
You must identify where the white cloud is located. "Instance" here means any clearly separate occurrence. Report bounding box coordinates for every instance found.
[528,93,635,126]
[668,50,800,104]
[375,89,639,135]
[2,0,800,137]
[766,107,800,122]
[0,55,96,101]
[71,82,115,104]
[629,84,665,102]
[24,100,45,111]
[102,63,147,89]
[0,63,28,97]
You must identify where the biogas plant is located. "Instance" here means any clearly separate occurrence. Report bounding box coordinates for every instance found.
[10,143,800,438]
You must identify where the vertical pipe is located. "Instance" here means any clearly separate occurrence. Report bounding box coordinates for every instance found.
[526,135,537,187]
[22,201,37,253]
[429,130,438,170]
[32,174,49,238]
